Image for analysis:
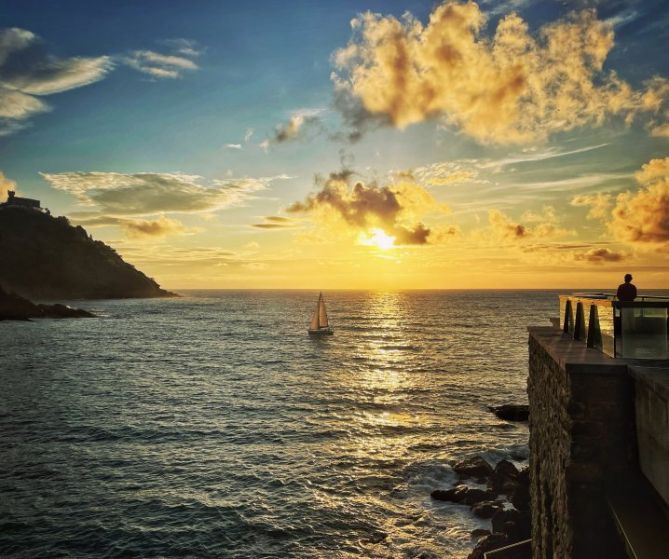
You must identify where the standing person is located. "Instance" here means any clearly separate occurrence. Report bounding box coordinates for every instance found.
[616,274,637,301]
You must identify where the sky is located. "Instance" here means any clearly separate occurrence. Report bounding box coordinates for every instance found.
[1,0,669,289]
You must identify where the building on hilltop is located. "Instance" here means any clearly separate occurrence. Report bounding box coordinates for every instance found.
[1,190,47,212]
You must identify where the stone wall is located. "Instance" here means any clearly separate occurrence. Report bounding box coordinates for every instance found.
[528,327,637,559]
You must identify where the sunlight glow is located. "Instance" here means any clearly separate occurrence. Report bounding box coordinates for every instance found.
[358,228,396,250]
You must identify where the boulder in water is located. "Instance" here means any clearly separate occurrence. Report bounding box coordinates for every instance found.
[0,285,94,320]
[490,459,520,495]
[467,533,508,559]
[453,456,494,479]
[462,488,497,506]
[471,528,491,540]
[431,485,469,503]
[488,404,529,422]
[472,500,502,519]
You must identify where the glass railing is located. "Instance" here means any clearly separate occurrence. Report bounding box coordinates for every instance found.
[558,294,669,359]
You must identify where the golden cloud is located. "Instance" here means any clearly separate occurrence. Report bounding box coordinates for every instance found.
[287,170,449,245]
[70,214,197,240]
[122,216,193,239]
[488,209,529,239]
[488,206,572,241]
[610,157,669,247]
[570,192,612,220]
[332,2,668,144]
[0,171,17,200]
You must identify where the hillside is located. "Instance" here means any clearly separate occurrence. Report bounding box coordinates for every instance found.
[0,206,174,299]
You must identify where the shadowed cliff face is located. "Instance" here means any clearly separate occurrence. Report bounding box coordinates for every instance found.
[0,206,174,299]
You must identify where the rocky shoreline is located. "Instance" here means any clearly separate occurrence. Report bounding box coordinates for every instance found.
[0,285,94,320]
[430,405,531,559]
[431,455,531,559]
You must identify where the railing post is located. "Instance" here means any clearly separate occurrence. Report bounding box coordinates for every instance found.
[574,302,586,340]
[587,304,602,350]
[563,300,573,335]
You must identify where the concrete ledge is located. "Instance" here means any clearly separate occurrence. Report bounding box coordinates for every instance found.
[528,326,629,375]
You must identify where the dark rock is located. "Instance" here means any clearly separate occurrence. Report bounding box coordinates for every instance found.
[515,511,531,540]
[462,488,496,506]
[431,485,468,503]
[0,205,175,299]
[39,303,94,318]
[492,508,531,543]
[517,466,529,484]
[0,285,94,320]
[491,459,520,495]
[492,508,520,534]
[471,501,501,519]
[467,533,507,559]
[511,482,531,512]
[471,528,491,540]
[488,404,529,422]
[431,485,495,506]
[453,456,494,480]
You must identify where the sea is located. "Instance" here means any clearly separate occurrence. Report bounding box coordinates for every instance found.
[0,290,558,558]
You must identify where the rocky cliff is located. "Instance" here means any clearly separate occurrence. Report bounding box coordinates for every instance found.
[0,206,174,299]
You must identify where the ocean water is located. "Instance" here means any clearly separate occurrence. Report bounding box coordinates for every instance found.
[0,290,556,558]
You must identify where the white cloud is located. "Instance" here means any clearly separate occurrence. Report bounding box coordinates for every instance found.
[0,88,48,119]
[40,171,291,216]
[225,143,242,150]
[0,27,112,132]
[124,48,199,79]
[477,143,610,170]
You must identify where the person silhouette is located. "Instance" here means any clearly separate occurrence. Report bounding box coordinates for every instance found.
[616,273,637,302]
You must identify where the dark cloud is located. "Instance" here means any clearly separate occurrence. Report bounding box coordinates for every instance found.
[287,170,442,245]
[252,216,297,229]
[574,247,625,262]
[69,213,194,239]
[331,84,391,143]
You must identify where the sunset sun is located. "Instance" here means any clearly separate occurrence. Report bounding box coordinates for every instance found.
[359,228,396,250]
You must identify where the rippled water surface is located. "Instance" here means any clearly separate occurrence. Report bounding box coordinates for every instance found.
[0,290,557,558]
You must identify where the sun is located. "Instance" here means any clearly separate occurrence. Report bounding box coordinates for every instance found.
[359,228,396,250]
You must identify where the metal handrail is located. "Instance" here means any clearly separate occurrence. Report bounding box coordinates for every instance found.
[610,294,669,302]
[559,293,669,359]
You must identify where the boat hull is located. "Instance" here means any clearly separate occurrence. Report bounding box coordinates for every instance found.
[308,327,334,336]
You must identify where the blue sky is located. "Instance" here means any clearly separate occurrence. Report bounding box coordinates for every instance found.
[1,0,669,288]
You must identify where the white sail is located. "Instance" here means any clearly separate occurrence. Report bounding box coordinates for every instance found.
[309,295,321,330]
[318,294,329,328]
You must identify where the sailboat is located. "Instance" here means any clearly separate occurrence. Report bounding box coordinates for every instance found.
[308,292,334,335]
